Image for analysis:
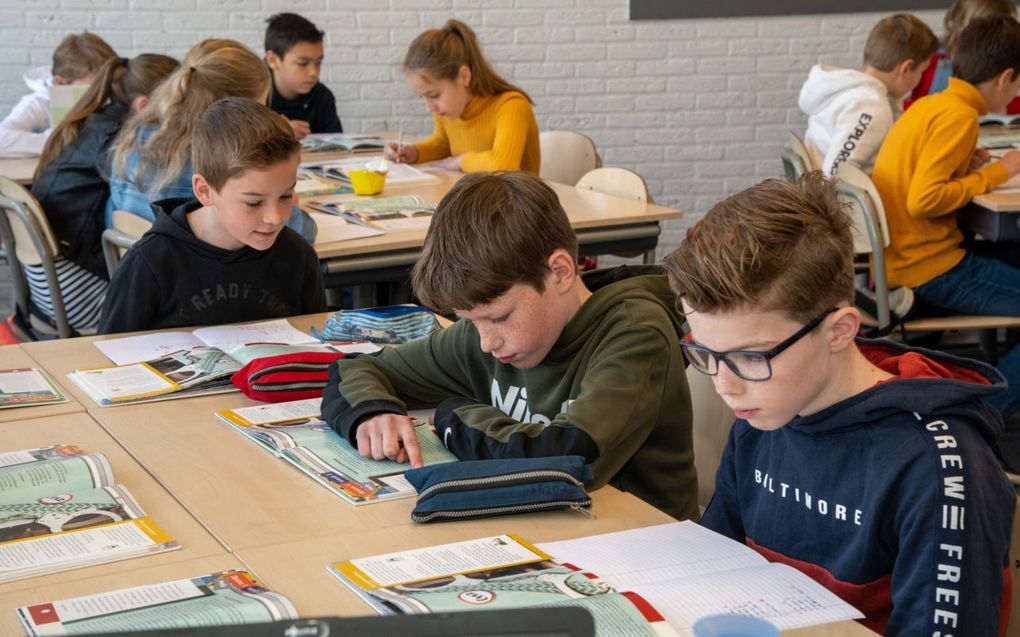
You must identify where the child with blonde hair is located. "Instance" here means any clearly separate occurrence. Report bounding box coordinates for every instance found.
[108,39,314,241]
[23,53,178,332]
[0,32,117,157]
[384,19,540,174]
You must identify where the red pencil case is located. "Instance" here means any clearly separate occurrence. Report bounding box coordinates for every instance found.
[231,351,347,402]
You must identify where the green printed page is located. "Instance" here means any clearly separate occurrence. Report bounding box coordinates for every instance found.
[0,485,142,545]
[18,570,296,635]
[543,593,676,637]
[277,420,457,504]
[227,343,342,366]
[0,454,113,505]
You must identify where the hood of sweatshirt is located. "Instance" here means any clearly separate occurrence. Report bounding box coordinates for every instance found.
[798,65,890,115]
[147,198,287,265]
[544,265,684,363]
[24,66,52,97]
[784,338,1005,445]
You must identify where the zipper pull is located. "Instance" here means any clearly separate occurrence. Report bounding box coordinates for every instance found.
[570,502,595,519]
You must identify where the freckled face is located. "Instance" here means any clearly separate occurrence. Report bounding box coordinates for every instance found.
[455,281,564,369]
[199,156,299,251]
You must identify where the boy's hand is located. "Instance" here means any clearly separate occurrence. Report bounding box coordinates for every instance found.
[289,119,311,139]
[997,150,1020,177]
[384,142,418,164]
[970,148,991,171]
[355,413,424,467]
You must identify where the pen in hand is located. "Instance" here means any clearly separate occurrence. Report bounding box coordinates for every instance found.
[396,128,404,164]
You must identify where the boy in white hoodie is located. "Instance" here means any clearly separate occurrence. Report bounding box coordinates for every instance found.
[0,32,116,158]
[799,14,938,176]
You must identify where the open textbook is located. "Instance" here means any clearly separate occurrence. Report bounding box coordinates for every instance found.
[305,195,434,231]
[217,400,457,505]
[300,133,388,153]
[0,368,67,409]
[69,320,371,406]
[0,444,178,583]
[330,523,862,637]
[17,569,296,636]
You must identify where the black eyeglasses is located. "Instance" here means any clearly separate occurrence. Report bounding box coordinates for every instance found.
[680,308,838,381]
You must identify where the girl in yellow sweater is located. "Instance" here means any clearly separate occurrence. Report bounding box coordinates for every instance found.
[384,19,540,174]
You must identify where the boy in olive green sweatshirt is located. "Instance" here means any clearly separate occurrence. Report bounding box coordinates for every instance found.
[322,172,697,520]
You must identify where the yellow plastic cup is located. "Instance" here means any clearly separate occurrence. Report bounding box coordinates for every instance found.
[348,168,387,195]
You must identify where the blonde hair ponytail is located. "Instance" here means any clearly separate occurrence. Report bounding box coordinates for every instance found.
[403,19,532,103]
[111,38,270,193]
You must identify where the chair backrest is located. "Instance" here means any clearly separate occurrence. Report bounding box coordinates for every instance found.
[539,130,601,186]
[789,131,819,172]
[102,210,153,277]
[0,176,72,338]
[575,167,653,204]
[687,366,735,510]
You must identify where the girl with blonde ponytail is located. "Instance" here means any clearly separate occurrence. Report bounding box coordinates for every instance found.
[384,19,540,174]
[107,39,315,243]
[23,53,177,332]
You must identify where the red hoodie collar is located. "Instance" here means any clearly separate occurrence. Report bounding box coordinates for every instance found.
[861,342,991,385]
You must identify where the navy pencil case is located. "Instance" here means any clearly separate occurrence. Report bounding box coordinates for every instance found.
[404,456,594,523]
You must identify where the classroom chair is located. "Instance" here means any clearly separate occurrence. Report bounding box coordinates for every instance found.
[102,210,153,277]
[0,176,89,339]
[781,131,817,181]
[687,365,735,511]
[833,163,1020,344]
[539,130,602,186]
[575,167,656,265]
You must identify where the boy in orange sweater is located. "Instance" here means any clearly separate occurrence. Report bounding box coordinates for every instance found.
[871,15,1020,452]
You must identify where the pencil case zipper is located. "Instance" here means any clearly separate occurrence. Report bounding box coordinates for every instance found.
[247,362,332,383]
[411,498,593,523]
[250,381,328,392]
[415,469,585,501]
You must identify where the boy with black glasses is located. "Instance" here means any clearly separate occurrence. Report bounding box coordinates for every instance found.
[663,172,1014,636]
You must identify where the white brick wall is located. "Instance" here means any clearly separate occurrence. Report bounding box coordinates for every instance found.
[0,0,943,257]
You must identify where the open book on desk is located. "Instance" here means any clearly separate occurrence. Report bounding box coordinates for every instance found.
[330,533,678,636]
[217,400,456,505]
[330,522,863,637]
[305,195,434,231]
[17,569,296,636]
[0,367,67,409]
[0,444,178,583]
[301,133,388,153]
[71,320,376,406]
[304,156,438,186]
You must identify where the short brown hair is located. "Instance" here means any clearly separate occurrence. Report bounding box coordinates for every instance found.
[953,15,1020,85]
[192,97,299,192]
[863,14,939,72]
[663,172,854,324]
[411,172,577,314]
[51,32,117,82]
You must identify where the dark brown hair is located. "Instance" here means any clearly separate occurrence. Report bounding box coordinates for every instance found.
[663,172,854,324]
[192,97,299,191]
[952,15,1020,84]
[36,54,179,180]
[411,172,576,314]
[403,19,532,104]
[863,14,939,72]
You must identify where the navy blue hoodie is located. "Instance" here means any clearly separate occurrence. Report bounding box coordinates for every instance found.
[702,339,1015,637]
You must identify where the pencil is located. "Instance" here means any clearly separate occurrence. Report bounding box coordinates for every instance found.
[396,128,404,163]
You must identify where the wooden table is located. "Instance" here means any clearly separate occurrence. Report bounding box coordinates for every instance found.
[0,157,36,185]
[0,345,82,423]
[308,168,682,287]
[0,413,230,594]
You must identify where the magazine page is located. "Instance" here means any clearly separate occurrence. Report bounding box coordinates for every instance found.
[145,347,240,390]
[0,368,67,409]
[191,319,319,353]
[17,570,296,636]
[69,364,181,405]
[216,397,323,427]
[94,332,207,366]
[0,453,115,504]
[0,485,178,583]
[306,195,434,231]
[276,420,457,504]
[0,445,81,469]
[309,210,384,245]
[320,156,439,184]
[226,342,381,366]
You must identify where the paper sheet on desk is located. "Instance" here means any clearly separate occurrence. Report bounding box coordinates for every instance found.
[537,522,863,635]
[310,211,384,244]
